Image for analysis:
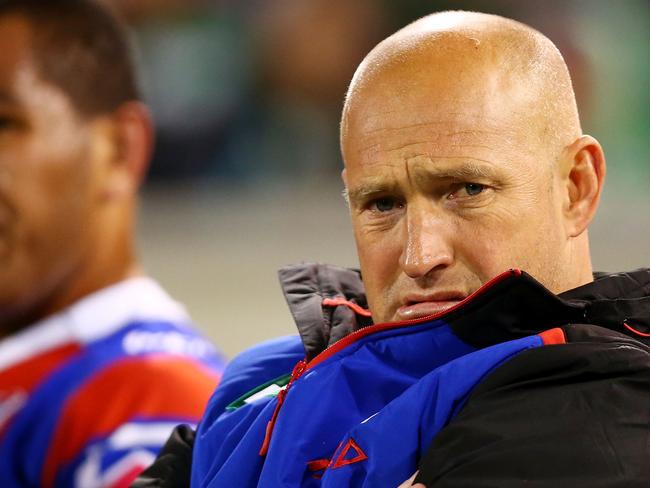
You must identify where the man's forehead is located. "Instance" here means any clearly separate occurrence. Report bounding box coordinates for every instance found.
[342,64,533,158]
[359,156,498,177]
[340,49,545,173]
[340,21,553,160]
[351,106,520,140]
[345,109,525,170]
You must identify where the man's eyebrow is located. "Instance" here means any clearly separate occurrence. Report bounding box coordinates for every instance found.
[345,181,400,206]
[345,161,501,205]
[412,160,501,182]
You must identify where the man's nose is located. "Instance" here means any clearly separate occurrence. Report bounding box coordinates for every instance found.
[399,209,454,279]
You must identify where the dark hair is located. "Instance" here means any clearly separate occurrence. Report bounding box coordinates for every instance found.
[0,0,141,117]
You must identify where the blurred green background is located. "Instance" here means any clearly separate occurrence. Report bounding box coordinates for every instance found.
[100,0,648,356]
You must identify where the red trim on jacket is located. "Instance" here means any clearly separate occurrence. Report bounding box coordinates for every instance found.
[322,298,372,317]
[331,438,368,468]
[623,321,650,338]
[539,327,567,345]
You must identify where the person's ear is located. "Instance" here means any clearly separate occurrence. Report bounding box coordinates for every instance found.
[562,135,606,237]
[341,168,350,206]
[97,101,154,201]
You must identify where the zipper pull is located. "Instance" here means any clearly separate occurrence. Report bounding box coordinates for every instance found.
[259,359,307,456]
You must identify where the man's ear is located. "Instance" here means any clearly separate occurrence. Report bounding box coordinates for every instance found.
[99,101,154,201]
[341,168,350,206]
[562,135,606,237]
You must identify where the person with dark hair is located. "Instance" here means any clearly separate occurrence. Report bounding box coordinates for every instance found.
[0,1,225,486]
[137,10,649,488]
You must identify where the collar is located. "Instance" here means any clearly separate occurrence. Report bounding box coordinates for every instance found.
[279,264,650,360]
[560,268,650,340]
[279,264,371,361]
[0,277,190,372]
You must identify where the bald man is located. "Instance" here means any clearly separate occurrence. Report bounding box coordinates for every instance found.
[138,11,650,488]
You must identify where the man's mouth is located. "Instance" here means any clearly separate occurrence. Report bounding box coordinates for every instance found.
[395,292,467,321]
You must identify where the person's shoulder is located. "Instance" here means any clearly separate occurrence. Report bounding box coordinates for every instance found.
[66,315,226,422]
[117,318,227,371]
[35,317,225,475]
[29,347,221,488]
[200,335,305,425]
[227,335,305,373]
[47,351,222,445]
[57,276,224,368]
[220,335,305,389]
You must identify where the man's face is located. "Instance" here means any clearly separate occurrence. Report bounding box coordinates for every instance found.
[0,16,101,326]
[342,63,570,325]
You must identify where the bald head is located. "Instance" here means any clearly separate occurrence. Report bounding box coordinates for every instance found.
[340,11,606,323]
[342,11,581,163]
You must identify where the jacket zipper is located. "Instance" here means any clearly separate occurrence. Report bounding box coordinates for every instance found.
[258,268,521,456]
[259,359,307,456]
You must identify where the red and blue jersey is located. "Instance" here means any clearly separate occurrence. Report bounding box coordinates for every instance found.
[0,277,226,488]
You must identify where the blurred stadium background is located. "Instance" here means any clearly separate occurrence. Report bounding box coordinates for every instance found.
[101,0,648,357]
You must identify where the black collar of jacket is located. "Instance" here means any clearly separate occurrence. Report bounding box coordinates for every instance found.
[279,264,650,360]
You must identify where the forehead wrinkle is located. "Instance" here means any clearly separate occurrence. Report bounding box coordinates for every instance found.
[407,158,502,183]
[355,132,517,167]
[362,140,504,157]
[360,115,520,137]
[355,116,520,148]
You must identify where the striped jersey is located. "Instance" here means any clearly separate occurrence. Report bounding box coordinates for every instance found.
[0,277,226,488]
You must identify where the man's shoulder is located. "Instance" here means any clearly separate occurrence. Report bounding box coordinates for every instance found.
[199,336,304,426]
[225,335,305,376]
[212,335,304,399]
[0,325,224,488]
[68,276,226,370]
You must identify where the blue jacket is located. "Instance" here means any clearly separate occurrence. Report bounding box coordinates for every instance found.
[187,265,650,487]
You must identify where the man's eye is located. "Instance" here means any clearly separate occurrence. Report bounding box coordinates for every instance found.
[446,183,489,202]
[464,183,485,196]
[372,198,398,212]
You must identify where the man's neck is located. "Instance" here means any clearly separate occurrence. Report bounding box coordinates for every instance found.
[0,261,142,341]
